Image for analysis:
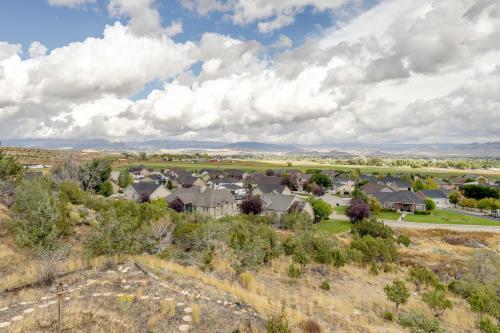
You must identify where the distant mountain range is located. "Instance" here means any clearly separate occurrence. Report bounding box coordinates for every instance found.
[1,138,499,157]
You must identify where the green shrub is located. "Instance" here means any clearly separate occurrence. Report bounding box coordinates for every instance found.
[422,288,453,318]
[380,208,396,213]
[267,302,292,333]
[239,272,254,289]
[280,211,313,231]
[59,181,88,205]
[98,180,114,197]
[414,210,431,215]
[370,262,379,275]
[383,263,394,273]
[478,318,499,333]
[288,263,302,279]
[351,218,394,239]
[383,311,393,321]
[320,280,331,291]
[397,309,444,333]
[409,266,438,292]
[397,234,411,247]
[350,236,399,264]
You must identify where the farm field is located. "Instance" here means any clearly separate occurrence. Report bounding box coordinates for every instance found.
[403,209,500,226]
[113,160,500,179]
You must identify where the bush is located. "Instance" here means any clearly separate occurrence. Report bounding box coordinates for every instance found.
[99,180,114,197]
[398,310,444,333]
[320,280,331,291]
[347,198,370,223]
[409,266,438,292]
[370,262,379,275]
[478,318,499,333]
[241,195,263,215]
[239,272,254,289]
[307,197,332,221]
[351,218,394,239]
[267,302,292,333]
[383,311,393,321]
[424,199,436,211]
[350,236,399,264]
[461,184,499,200]
[397,234,411,247]
[280,211,313,231]
[380,208,396,213]
[414,210,431,215]
[288,263,302,279]
[300,319,322,333]
[59,181,88,205]
[11,177,62,250]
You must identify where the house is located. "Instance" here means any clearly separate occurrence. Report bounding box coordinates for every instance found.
[417,190,450,208]
[332,181,355,194]
[208,177,244,188]
[253,184,292,196]
[123,183,171,202]
[335,174,355,186]
[215,183,246,199]
[224,169,248,180]
[261,193,314,220]
[199,168,225,180]
[129,165,153,177]
[172,170,206,188]
[362,182,394,196]
[380,179,411,192]
[373,191,426,212]
[165,187,237,218]
[140,173,166,185]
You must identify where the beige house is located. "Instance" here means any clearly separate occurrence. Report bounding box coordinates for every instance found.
[124,183,171,202]
[166,186,237,218]
[261,193,314,220]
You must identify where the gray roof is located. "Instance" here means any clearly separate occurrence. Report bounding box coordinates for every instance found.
[363,182,393,195]
[374,191,424,205]
[220,183,244,191]
[131,182,162,196]
[262,193,296,212]
[166,187,235,208]
[418,190,448,199]
[256,183,288,194]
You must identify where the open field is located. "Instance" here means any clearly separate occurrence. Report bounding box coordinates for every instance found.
[113,159,500,179]
[312,220,351,233]
[404,209,500,226]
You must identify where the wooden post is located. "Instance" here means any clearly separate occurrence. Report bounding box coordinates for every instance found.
[56,282,64,333]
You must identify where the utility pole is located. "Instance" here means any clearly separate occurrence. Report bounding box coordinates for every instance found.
[56,282,64,333]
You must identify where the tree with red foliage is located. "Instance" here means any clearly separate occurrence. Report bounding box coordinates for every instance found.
[347,198,371,223]
[240,195,263,215]
[309,183,325,196]
[168,198,185,213]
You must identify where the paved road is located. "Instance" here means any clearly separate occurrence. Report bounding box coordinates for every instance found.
[330,213,500,233]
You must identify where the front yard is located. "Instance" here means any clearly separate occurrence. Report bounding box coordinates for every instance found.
[403,209,500,226]
[313,219,351,233]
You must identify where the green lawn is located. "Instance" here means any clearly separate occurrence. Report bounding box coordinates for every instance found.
[403,209,500,226]
[313,220,351,233]
[334,206,347,214]
[374,211,402,221]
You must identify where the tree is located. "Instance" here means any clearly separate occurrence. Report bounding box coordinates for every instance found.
[292,246,310,270]
[351,186,368,202]
[167,179,174,190]
[265,169,274,176]
[422,288,453,318]
[412,178,424,192]
[241,195,263,215]
[467,287,495,320]
[384,279,410,313]
[448,191,460,205]
[351,218,394,239]
[368,197,381,214]
[310,173,332,188]
[10,177,61,250]
[424,198,436,211]
[351,168,361,179]
[99,180,114,197]
[79,158,112,192]
[461,184,499,200]
[307,198,332,222]
[309,183,325,196]
[0,149,22,180]
[347,198,370,223]
[118,169,132,188]
[423,177,439,190]
[478,198,497,211]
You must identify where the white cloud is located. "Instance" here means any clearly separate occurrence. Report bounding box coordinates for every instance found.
[29,41,48,59]
[107,0,164,36]
[2,0,500,143]
[48,0,95,7]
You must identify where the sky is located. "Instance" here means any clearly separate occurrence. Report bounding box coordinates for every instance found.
[0,0,499,144]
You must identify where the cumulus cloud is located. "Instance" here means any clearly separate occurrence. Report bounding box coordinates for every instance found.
[48,0,95,7]
[29,41,48,59]
[2,0,500,143]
